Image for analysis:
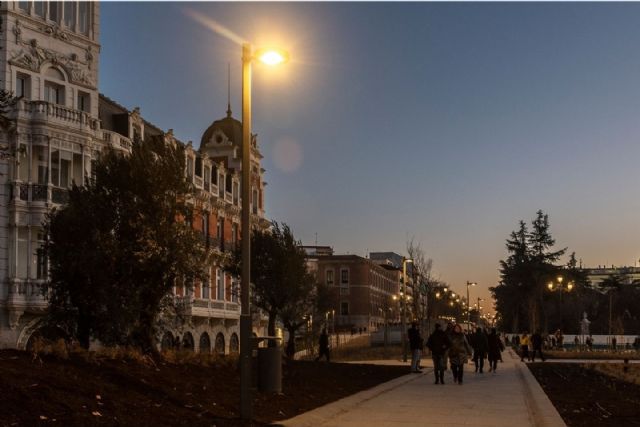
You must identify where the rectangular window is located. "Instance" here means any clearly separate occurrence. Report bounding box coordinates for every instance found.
[212,166,218,185]
[18,1,29,12]
[231,223,238,249]
[203,167,210,192]
[17,228,29,279]
[231,279,238,303]
[340,268,349,285]
[216,269,224,300]
[16,73,30,99]
[78,2,89,35]
[63,1,75,28]
[252,190,258,214]
[186,157,194,178]
[195,157,202,177]
[340,302,349,316]
[44,81,64,105]
[202,278,210,300]
[225,174,232,193]
[202,213,209,238]
[77,91,90,112]
[217,217,223,239]
[218,174,224,197]
[50,149,60,186]
[233,182,239,206]
[34,1,45,17]
[35,232,47,279]
[49,1,60,23]
[326,269,334,286]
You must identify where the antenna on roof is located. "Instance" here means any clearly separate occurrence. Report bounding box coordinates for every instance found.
[226,62,232,118]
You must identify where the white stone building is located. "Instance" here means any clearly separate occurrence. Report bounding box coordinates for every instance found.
[0,1,269,352]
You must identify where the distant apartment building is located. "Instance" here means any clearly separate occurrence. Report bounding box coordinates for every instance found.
[311,252,401,332]
[0,1,269,351]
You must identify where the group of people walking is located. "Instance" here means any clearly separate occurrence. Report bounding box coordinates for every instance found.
[408,322,505,385]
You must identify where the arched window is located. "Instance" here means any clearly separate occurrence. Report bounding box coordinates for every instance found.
[45,67,65,81]
[199,333,211,354]
[215,333,225,355]
[161,332,174,351]
[230,333,239,354]
[182,332,194,351]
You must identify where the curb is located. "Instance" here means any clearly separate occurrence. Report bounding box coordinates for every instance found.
[275,370,429,427]
[512,354,567,427]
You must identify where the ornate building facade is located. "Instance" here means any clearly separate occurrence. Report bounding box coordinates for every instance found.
[0,2,268,352]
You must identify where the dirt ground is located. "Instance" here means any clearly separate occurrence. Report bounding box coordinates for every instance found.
[528,363,640,427]
[0,349,407,427]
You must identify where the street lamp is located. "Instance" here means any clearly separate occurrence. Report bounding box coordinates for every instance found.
[401,258,413,362]
[240,43,289,421]
[466,281,476,333]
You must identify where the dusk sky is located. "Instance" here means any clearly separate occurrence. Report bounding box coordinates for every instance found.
[100,2,640,311]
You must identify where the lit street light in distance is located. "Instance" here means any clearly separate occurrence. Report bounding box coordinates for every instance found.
[547,276,574,292]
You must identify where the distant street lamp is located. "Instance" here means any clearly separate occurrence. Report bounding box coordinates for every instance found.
[466,281,476,333]
[401,258,413,362]
[240,43,288,421]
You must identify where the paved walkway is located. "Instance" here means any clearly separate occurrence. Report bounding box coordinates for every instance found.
[280,350,566,427]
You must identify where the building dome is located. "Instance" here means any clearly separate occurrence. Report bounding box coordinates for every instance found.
[200,106,242,150]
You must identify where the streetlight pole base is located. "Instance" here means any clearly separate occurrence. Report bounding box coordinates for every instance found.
[240,314,253,420]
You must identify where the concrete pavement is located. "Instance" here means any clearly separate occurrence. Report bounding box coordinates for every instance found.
[279,349,566,427]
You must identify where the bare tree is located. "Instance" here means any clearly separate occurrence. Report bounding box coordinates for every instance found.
[406,237,435,325]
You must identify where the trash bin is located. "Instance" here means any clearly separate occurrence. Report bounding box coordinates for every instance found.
[255,337,282,393]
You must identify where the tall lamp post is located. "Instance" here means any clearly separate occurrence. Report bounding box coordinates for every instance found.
[466,281,476,333]
[240,43,288,421]
[401,258,413,362]
[547,276,574,333]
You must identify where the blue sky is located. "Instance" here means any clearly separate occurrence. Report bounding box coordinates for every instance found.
[100,2,640,308]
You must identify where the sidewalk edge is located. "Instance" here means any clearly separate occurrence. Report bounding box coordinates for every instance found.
[275,371,426,427]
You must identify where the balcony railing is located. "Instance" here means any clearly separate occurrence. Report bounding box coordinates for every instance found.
[11,183,68,206]
[16,100,99,130]
[102,130,132,152]
[174,295,240,318]
[7,280,49,312]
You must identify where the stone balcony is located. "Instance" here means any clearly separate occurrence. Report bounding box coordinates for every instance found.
[10,182,69,206]
[102,130,132,152]
[13,99,100,132]
[175,295,240,321]
[5,279,49,328]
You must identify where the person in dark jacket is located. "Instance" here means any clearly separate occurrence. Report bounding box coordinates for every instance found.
[315,328,330,362]
[426,323,451,384]
[408,322,423,373]
[487,328,504,372]
[530,331,545,362]
[471,327,489,373]
[448,324,473,384]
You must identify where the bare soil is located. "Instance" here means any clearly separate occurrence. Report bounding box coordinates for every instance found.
[0,349,407,427]
[528,363,640,427]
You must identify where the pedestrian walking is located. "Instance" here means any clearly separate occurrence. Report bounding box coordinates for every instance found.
[530,331,545,362]
[426,323,451,384]
[408,322,423,373]
[471,327,489,373]
[448,324,472,384]
[520,332,530,362]
[315,328,330,362]
[487,328,504,372]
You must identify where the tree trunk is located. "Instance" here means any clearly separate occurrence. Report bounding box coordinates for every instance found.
[77,312,91,349]
[268,312,277,347]
[285,326,296,359]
